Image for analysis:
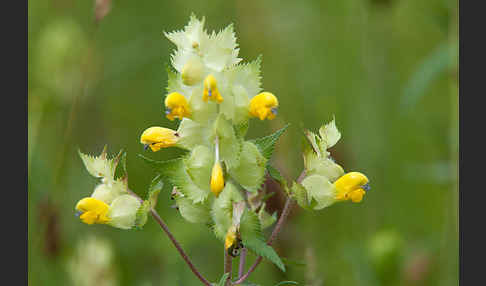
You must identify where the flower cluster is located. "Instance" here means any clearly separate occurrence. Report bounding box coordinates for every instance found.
[75,147,143,229]
[74,15,370,275]
[291,118,370,210]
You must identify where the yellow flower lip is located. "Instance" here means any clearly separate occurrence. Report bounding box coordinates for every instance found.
[75,197,111,225]
[203,74,223,103]
[164,92,191,121]
[333,172,370,203]
[140,126,179,152]
[249,92,279,120]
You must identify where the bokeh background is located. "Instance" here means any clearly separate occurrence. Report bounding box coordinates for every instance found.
[28,0,458,285]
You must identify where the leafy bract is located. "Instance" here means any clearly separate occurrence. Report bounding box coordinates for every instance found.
[240,209,285,272]
[139,155,209,203]
[228,141,267,192]
[252,124,289,161]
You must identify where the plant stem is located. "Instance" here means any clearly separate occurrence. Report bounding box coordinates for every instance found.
[128,190,212,286]
[224,249,233,286]
[238,248,247,279]
[233,170,306,285]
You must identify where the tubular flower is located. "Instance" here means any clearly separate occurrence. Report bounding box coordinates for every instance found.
[140,127,179,152]
[164,92,191,121]
[203,74,223,103]
[210,161,225,196]
[249,92,279,120]
[75,197,111,225]
[334,172,370,203]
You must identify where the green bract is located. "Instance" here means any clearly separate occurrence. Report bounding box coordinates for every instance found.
[77,147,153,230]
[290,117,346,210]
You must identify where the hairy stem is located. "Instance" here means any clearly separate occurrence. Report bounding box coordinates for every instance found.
[128,190,212,286]
[233,170,306,285]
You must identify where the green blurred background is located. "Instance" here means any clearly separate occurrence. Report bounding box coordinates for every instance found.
[28,0,458,285]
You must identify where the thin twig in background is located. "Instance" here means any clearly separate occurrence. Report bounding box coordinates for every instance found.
[127,190,213,286]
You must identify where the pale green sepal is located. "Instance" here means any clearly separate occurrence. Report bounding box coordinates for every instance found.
[202,23,241,72]
[211,182,244,241]
[240,209,286,272]
[184,145,213,192]
[107,194,142,230]
[318,116,341,150]
[214,115,242,169]
[303,152,344,182]
[188,89,218,124]
[300,174,338,210]
[134,200,150,229]
[78,146,118,179]
[226,56,262,99]
[90,181,126,205]
[164,14,208,52]
[175,196,211,224]
[228,141,267,192]
[232,85,251,124]
[290,181,315,210]
[176,118,212,150]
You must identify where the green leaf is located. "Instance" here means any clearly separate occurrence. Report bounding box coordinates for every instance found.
[135,200,150,229]
[139,155,209,203]
[213,273,230,286]
[267,164,288,193]
[251,124,289,160]
[239,282,260,286]
[228,141,267,192]
[240,209,285,272]
[147,175,163,209]
[234,121,249,139]
[258,203,277,229]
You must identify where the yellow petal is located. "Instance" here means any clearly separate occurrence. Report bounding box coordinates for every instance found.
[210,162,225,196]
[75,197,111,225]
[249,92,278,120]
[140,126,179,151]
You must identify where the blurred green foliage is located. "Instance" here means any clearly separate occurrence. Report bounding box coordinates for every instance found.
[28,0,458,285]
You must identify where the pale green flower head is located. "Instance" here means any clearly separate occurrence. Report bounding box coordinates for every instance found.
[76,147,153,230]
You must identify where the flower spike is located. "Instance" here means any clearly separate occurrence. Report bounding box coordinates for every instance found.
[203,74,223,103]
[75,197,111,225]
[334,172,370,203]
[249,92,279,120]
[140,127,179,152]
[164,92,191,121]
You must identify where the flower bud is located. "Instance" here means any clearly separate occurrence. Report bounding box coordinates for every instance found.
[334,172,370,203]
[181,57,204,86]
[210,161,225,196]
[164,92,191,121]
[249,92,279,120]
[75,197,111,225]
[140,127,179,152]
[203,74,223,103]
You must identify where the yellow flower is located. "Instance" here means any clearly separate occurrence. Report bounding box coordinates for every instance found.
[164,92,191,121]
[210,161,225,196]
[203,74,223,103]
[224,225,237,250]
[334,172,370,203]
[140,127,179,152]
[249,92,279,120]
[75,197,111,225]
